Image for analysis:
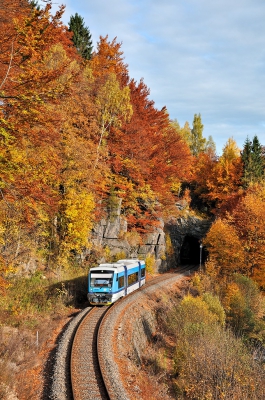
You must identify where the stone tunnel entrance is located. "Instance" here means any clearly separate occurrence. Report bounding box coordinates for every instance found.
[180,235,207,265]
[165,216,212,269]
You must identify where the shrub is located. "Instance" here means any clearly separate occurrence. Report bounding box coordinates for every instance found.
[173,325,265,399]
[145,253,156,275]
[223,274,265,340]
[169,294,265,399]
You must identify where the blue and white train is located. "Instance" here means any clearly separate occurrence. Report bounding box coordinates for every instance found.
[87,259,146,305]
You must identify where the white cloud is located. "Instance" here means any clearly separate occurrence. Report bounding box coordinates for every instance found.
[52,0,265,154]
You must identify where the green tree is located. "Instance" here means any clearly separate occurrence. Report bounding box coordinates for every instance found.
[205,135,217,159]
[68,13,93,60]
[171,119,192,147]
[28,0,40,10]
[251,135,264,180]
[190,113,206,156]
[241,135,264,186]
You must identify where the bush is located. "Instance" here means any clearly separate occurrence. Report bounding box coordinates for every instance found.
[169,294,265,399]
[223,274,265,340]
[173,325,265,399]
[145,253,156,275]
[0,269,88,326]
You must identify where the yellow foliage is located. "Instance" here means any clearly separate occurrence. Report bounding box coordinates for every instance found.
[204,218,244,277]
[222,282,241,311]
[145,253,156,275]
[124,230,141,247]
[170,181,181,195]
[61,188,95,252]
[96,73,133,129]
[180,295,220,327]
[232,185,265,283]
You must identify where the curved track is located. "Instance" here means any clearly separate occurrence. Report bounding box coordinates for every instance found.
[70,266,196,400]
[71,306,109,400]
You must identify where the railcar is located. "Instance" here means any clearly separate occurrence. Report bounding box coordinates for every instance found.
[87,259,146,305]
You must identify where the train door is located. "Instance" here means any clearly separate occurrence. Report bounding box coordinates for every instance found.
[124,264,128,295]
[138,261,141,288]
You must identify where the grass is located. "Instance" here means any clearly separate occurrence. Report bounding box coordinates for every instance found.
[0,266,90,398]
[0,268,88,326]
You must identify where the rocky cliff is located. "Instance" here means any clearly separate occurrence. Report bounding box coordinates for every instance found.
[91,200,212,271]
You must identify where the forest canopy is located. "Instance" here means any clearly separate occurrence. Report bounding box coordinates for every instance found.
[0,0,264,289]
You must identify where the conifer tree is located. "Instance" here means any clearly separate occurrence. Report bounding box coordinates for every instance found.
[251,135,264,180]
[68,13,93,60]
[28,0,40,9]
[241,135,264,186]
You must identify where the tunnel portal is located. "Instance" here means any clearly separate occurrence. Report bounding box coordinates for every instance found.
[179,235,206,265]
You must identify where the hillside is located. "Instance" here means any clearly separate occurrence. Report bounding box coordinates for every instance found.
[1,2,265,399]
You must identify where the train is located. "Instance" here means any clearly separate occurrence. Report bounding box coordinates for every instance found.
[87,259,146,305]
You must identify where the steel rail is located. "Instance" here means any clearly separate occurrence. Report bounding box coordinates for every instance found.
[70,266,195,400]
[70,306,110,400]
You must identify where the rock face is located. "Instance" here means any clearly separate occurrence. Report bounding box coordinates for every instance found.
[91,199,213,272]
[16,201,213,275]
[91,203,167,272]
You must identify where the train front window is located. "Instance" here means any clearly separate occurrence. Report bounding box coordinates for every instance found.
[90,272,113,288]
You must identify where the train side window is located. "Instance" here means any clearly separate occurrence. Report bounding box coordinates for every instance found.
[128,271,138,286]
[141,267,146,278]
[118,275,124,288]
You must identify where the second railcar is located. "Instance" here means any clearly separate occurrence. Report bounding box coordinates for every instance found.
[87,259,146,305]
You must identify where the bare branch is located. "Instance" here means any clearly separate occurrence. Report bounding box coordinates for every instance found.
[0,40,14,91]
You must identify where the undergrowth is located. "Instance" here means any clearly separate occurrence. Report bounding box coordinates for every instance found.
[0,267,89,398]
[141,275,265,399]
[0,268,88,327]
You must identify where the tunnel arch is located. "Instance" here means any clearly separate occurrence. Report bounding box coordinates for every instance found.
[179,235,207,265]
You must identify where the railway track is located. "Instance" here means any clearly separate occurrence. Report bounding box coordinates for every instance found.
[50,266,195,400]
[71,306,110,400]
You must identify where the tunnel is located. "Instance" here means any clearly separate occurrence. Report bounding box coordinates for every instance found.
[179,235,207,265]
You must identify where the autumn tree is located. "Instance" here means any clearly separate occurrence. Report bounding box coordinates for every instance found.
[108,77,192,227]
[231,184,265,287]
[223,274,265,337]
[89,35,129,84]
[203,218,244,278]
[68,13,93,60]
[204,183,265,287]
[171,119,192,148]
[0,1,79,270]
[94,72,133,169]
[205,135,217,158]
[192,138,243,215]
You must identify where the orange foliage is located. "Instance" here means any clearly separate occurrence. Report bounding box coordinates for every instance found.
[89,35,129,83]
[204,184,265,288]
[109,78,192,209]
[232,184,265,286]
[192,138,244,215]
[2,1,263,279]
[203,218,244,277]
[0,2,78,216]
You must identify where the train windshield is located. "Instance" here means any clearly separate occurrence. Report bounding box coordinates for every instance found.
[90,272,113,288]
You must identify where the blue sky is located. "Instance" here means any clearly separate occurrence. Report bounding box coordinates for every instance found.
[51,0,265,155]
